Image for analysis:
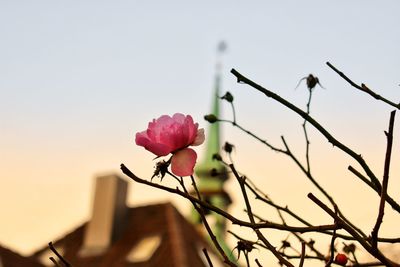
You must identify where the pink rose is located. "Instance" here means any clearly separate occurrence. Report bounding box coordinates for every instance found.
[135,113,205,176]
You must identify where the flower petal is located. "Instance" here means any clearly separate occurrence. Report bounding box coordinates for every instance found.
[192,128,205,146]
[145,142,171,156]
[171,148,197,176]
[135,131,150,146]
[172,113,186,124]
[136,131,172,156]
[184,116,198,145]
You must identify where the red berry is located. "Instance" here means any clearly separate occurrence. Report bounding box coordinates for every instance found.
[335,253,348,265]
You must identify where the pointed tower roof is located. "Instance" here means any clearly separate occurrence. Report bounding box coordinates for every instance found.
[192,41,235,262]
[195,41,230,186]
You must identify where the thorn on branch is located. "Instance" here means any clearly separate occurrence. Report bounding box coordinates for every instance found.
[361,83,371,92]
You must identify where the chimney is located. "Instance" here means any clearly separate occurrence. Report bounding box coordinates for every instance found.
[80,174,128,256]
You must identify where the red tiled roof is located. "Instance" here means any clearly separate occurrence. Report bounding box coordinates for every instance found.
[0,245,44,267]
[32,203,222,267]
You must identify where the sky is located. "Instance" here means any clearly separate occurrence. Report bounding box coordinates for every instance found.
[1,0,400,265]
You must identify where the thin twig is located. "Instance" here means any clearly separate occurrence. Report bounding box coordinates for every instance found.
[348,166,377,190]
[244,253,250,267]
[255,259,263,267]
[325,208,338,267]
[281,136,335,206]
[219,118,367,241]
[303,87,313,173]
[281,136,368,239]
[326,62,400,109]
[220,111,368,240]
[219,113,368,240]
[307,193,399,267]
[202,248,214,267]
[190,175,202,200]
[371,110,396,248]
[292,233,325,259]
[181,176,237,267]
[244,179,312,226]
[48,242,71,267]
[231,68,400,213]
[122,162,340,232]
[230,101,237,125]
[229,163,295,267]
[218,119,286,153]
[49,257,62,267]
[298,242,306,267]
[244,166,361,242]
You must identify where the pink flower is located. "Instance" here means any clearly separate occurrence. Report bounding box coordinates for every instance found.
[135,113,205,176]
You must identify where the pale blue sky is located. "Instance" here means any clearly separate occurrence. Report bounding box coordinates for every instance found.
[1,1,400,264]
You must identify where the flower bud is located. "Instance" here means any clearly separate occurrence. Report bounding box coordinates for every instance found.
[281,240,291,248]
[223,142,234,154]
[343,243,356,254]
[210,168,219,176]
[221,91,234,103]
[204,114,218,123]
[212,153,222,161]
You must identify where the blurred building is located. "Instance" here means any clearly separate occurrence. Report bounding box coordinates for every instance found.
[28,174,225,267]
[1,174,225,267]
[0,245,44,267]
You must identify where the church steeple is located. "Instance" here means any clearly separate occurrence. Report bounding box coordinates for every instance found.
[191,41,234,261]
[196,42,228,182]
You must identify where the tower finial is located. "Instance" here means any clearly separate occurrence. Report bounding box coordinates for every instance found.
[216,41,227,72]
[217,41,227,54]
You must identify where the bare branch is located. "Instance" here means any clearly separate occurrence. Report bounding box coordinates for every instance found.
[371,110,396,248]
[202,248,214,267]
[229,163,295,267]
[49,257,62,267]
[326,62,400,109]
[48,242,71,267]
[298,242,306,267]
[230,68,400,213]
[308,193,399,267]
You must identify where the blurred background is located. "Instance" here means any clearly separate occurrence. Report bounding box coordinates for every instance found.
[1,0,400,265]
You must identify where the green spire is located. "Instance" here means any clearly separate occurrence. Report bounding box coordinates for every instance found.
[196,41,228,183]
[191,41,235,262]
[196,70,227,181]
